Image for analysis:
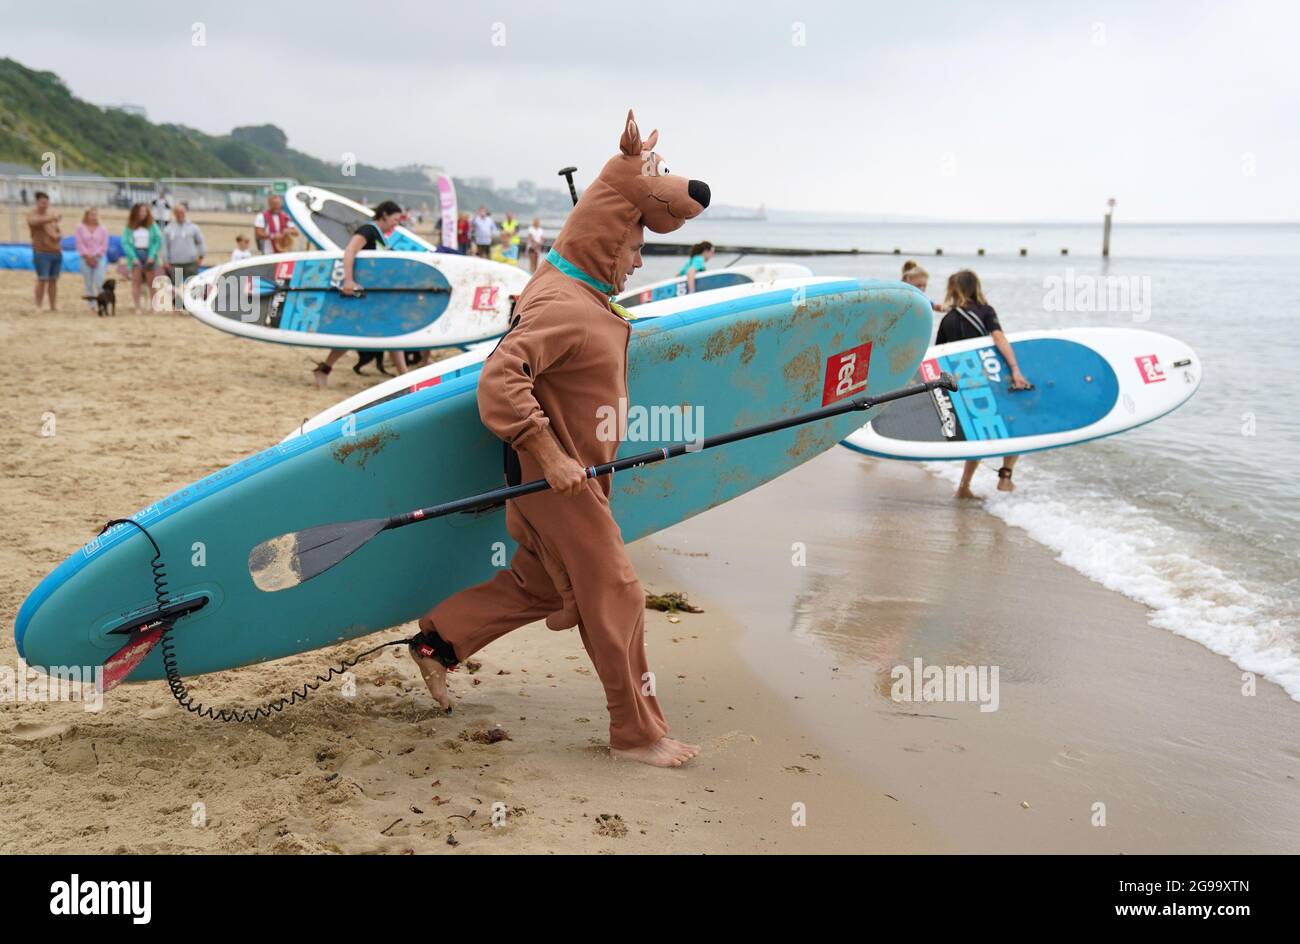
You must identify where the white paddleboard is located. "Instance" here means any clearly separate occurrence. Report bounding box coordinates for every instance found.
[842,327,1201,460]
[614,263,813,308]
[285,184,439,253]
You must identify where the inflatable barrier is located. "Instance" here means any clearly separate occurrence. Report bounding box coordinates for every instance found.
[0,236,125,272]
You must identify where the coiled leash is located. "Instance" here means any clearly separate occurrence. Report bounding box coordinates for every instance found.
[99,518,436,722]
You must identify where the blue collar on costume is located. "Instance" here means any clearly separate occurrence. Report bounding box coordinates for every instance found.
[546,248,613,296]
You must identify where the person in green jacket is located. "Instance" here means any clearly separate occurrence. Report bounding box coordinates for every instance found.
[123,202,164,312]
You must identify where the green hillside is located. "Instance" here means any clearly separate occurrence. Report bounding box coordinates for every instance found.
[0,57,440,191]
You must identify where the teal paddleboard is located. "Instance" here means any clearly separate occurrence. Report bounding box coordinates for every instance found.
[16,278,932,679]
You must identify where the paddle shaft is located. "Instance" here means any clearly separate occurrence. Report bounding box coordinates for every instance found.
[256,285,451,296]
[381,374,955,532]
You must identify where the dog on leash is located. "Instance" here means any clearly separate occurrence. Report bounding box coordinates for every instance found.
[84,278,117,317]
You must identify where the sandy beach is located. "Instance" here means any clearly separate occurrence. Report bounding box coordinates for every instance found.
[2,267,1296,854]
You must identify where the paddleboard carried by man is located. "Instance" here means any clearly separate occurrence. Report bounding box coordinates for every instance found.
[409,110,712,768]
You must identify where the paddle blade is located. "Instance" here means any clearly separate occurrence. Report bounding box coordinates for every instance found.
[101,626,165,692]
[248,517,389,592]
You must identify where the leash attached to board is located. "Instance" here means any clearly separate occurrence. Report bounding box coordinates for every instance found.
[98,518,414,719]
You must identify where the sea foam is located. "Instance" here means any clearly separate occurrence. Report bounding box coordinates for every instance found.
[924,461,1300,701]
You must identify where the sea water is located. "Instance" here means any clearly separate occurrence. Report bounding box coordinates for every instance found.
[635,219,1300,699]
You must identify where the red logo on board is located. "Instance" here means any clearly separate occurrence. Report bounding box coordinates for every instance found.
[408,376,443,393]
[273,261,296,281]
[919,358,942,383]
[1135,354,1165,384]
[472,286,499,311]
[639,290,654,304]
[822,342,873,405]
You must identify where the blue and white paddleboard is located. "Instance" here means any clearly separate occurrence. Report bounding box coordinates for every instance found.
[183,250,529,351]
[615,263,812,308]
[17,277,933,679]
[841,327,1201,460]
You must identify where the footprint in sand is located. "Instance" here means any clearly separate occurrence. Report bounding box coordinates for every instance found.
[8,720,73,741]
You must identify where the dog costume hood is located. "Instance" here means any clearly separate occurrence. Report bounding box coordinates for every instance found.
[548,109,710,293]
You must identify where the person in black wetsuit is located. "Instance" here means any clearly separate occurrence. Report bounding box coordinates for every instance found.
[935,269,1032,498]
[312,201,407,387]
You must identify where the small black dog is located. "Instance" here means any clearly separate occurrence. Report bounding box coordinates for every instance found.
[84,278,117,317]
[353,350,391,375]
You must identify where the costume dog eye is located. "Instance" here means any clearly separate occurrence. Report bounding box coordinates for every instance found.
[656,159,669,176]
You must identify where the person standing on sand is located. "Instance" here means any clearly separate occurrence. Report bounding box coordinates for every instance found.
[409,110,711,768]
[27,191,63,312]
[935,269,1031,498]
[457,212,471,253]
[525,216,545,272]
[254,193,297,255]
[471,206,497,258]
[313,200,407,387]
[163,204,206,309]
[74,208,109,313]
[123,203,163,312]
[151,189,172,230]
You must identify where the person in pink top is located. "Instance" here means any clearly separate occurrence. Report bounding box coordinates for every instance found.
[75,207,110,313]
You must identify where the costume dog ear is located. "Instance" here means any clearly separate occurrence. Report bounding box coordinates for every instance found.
[620,110,642,157]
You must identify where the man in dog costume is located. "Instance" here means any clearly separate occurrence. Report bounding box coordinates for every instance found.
[410,110,710,768]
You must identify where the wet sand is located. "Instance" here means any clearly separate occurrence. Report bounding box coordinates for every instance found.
[2,267,1295,853]
[650,453,1300,853]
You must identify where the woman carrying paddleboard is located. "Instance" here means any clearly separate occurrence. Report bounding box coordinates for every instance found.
[936,269,1032,497]
[409,111,712,768]
[312,200,409,387]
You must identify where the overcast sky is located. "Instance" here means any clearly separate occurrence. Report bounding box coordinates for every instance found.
[3,0,1297,221]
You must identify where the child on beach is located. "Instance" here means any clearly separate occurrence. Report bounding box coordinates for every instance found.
[678,240,714,292]
[935,269,1031,498]
[231,235,252,261]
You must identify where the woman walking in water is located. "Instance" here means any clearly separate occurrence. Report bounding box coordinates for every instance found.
[934,269,1031,498]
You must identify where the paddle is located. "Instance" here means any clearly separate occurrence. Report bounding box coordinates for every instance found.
[557,166,580,206]
[248,372,957,592]
[246,282,451,296]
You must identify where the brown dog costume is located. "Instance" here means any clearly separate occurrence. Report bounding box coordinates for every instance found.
[418,111,709,750]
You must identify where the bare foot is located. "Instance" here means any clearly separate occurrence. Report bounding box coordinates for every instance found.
[409,648,452,712]
[313,365,330,389]
[997,477,1015,493]
[955,485,978,500]
[611,736,701,768]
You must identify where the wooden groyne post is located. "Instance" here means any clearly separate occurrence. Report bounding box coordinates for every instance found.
[1102,197,1116,257]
